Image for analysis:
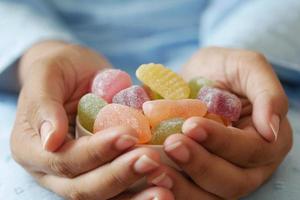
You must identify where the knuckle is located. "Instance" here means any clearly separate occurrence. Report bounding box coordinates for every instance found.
[86,137,106,165]
[192,159,210,182]
[243,51,267,63]
[48,157,76,178]
[68,188,89,200]
[251,52,267,62]
[108,164,128,189]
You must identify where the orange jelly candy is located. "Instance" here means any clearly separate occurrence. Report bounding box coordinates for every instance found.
[143,99,207,128]
[205,113,231,126]
[93,104,152,143]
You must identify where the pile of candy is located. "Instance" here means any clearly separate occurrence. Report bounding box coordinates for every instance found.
[78,63,242,145]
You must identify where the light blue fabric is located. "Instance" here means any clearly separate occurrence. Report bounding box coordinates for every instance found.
[0,0,300,199]
[1,0,300,89]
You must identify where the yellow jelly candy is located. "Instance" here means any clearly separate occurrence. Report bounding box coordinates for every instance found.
[136,63,190,99]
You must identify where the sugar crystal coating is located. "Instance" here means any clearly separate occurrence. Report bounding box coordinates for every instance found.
[136,63,190,99]
[112,85,150,110]
[150,118,184,145]
[78,93,107,132]
[91,69,132,103]
[143,99,207,128]
[188,77,214,99]
[197,86,241,121]
[93,104,152,143]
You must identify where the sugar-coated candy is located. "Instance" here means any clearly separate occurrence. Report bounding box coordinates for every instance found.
[78,93,107,132]
[112,85,150,110]
[198,86,241,121]
[188,77,214,99]
[136,63,190,99]
[143,85,163,100]
[93,104,152,143]
[143,99,207,127]
[91,69,132,103]
[150,118,184,145]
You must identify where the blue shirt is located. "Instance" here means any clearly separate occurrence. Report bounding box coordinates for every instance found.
[0,0,300,92]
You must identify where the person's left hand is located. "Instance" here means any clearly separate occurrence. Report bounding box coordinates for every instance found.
[146,47,293,199]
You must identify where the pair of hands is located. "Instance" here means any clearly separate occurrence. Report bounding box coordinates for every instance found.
[10,41,292,200]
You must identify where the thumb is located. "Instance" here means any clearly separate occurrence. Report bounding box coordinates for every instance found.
[23,64,70,152]
[242,55,288,142]
[36,99,69,152]
[250,84,288,142]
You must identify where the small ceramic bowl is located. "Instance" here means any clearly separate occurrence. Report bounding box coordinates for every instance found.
[75,117,180,191]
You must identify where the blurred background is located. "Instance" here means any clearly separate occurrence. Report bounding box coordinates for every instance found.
[0,0,300,199]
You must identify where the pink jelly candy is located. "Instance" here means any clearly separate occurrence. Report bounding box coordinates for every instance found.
[93,104,152,143]
[91,69,132,103]
[197,86,242,121]
[112,85,150,110]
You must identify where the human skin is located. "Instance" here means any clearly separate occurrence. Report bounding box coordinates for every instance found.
[10,41,174,200]
[147,47,293,199]
[10,42,292,199]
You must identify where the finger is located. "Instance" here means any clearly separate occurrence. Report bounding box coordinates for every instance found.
[147,166,221,200]
[182,117,290,167]
[37,148,161,200]
[183,47,289,142]
[163,134,267,199]
[21,63,71,152]
[114,187,174,200]
[18,125,139,178]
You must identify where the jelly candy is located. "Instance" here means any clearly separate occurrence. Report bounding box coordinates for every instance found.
[91,69,132,103]
[188,77,214,99]
[143,85,163,100]
[136,63,190,99]
[93,104,152,143]
[143,99,207,127]
[112,85,150,110]
[78,93,107,132]
[150,118,184,145]
[198,86,241,121]
[204,113,226,126]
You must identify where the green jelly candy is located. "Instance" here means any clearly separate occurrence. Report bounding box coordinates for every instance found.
[188,77,214,99]
[150,118,184,145]
[78,93,107,132]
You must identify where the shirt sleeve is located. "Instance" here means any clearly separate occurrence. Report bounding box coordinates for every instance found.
[200,0,300,84]
[0,0,78,92]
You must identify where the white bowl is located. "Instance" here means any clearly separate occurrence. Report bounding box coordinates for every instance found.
[75,117,180,191]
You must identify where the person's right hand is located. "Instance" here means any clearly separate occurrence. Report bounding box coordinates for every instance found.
[10,41,174,200]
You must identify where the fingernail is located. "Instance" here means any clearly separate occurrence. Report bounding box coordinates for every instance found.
[152,197,159,200]
[164,141,190,163]
[151,173,173,189]
[270,115,280,141]
[134,155,159,174]
[115,135,138,150]
[182,121,198,133]
[40,121,54,149]
[183,122,207,142]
